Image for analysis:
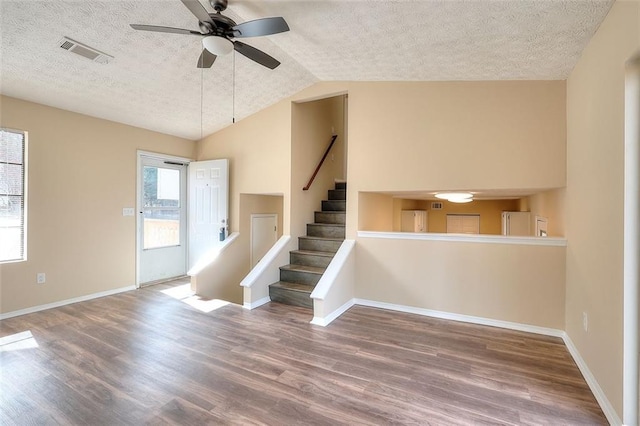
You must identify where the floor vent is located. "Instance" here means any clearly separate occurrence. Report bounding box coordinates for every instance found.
[58,37,113,64]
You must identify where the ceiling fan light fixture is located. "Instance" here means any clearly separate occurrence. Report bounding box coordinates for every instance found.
[202,36,233,55]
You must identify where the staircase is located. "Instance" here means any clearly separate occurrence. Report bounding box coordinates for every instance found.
[269,182,346,308]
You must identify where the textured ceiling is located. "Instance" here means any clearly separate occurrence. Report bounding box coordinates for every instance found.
[0,0,614,140]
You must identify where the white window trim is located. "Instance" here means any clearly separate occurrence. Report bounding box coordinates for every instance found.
[0,127,28,263]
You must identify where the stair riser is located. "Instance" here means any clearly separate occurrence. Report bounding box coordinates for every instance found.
[328,189,346,201]
[299,238,342,253]
[335,182,347,190]
[280,269,321,286]
[290,252,333,268]
[314,211,345,224]
[322,200,346,212]
[307,224,345,239]
[269,287,312,308]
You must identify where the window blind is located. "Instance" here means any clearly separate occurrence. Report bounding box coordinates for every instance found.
[0,129,26,262]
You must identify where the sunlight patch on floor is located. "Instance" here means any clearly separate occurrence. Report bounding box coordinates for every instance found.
[161,284,231,313]
[0,330,38,352]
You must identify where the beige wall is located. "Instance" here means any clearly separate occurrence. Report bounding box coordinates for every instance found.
[345,80,566,238]
[0,96,195,314]
[194,194,283,303]
[358,192,394,231]
[565,0,639,418]
[197,100,292,235]
[526,188,566,237]
[356,238,566,329]
[290,96,346,239]
[240,194,284,266]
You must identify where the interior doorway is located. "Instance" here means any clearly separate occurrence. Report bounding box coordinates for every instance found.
[137,152,189,285]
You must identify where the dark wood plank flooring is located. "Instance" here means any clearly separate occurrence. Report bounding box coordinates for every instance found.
[0,279,607,425]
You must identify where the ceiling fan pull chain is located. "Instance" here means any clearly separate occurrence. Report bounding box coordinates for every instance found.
[232,51,236,124]
[200,64,204,139]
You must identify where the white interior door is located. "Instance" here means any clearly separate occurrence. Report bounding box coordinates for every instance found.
[251,214,277,268]
[188,159,229,269]
[138,156,187,284]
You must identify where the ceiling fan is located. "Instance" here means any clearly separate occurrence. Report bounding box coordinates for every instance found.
[130,0,289,69]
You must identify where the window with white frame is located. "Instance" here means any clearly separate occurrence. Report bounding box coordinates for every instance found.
[0,128,27,263]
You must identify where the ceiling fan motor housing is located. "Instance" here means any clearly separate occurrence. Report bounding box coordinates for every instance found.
[210,0,228,12]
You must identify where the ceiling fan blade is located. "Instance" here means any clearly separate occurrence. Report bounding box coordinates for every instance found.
[233,41,280,69]
[130,24,202,36]
[231,17,289,38]
[180,0,216,27]
[197,49,217,68]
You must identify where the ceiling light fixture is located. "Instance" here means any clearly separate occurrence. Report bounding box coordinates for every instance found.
[202,36,234,55]
[435,192,474,203]
[448,197,473,203]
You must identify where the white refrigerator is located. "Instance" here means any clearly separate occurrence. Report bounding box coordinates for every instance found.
[401,210,428,233]
[501,212,530,236]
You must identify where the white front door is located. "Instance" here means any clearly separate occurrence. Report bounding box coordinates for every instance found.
[188,159,229,269]
[251,214,277,268]
[138,156,187,284]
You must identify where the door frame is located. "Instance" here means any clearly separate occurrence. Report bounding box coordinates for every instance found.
[136,150,192,288]
[250,213,278,268]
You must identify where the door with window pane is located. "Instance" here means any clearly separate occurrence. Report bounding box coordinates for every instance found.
[139,156,187,284]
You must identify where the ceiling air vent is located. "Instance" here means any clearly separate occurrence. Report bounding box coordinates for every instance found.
[431,202,443,210]
[58,37,113,64]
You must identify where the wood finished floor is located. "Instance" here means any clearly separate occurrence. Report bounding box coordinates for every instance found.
[1,280,607,425]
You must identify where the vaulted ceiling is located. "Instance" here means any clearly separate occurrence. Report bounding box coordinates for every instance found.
[0,0,614,140]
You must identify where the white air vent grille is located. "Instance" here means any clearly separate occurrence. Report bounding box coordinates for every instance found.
[58,37,113,64]
[431,202,443,210]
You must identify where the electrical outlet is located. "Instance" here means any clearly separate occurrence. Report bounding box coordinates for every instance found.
[583,312,588,332]
[36,273,46,284]
[122,207,135,216]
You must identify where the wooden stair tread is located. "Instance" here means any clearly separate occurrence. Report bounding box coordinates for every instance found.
[290,249,335,257]
[269,281,315,293]
[279,264,325,275]
[299,235,344,242]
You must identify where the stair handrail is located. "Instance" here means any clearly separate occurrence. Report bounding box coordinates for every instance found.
[303,134,338,191]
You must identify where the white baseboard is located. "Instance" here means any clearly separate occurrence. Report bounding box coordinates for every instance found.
[243,296,271,310]
[562,332,622,426]
[0,285,137,320]
[311,298,355,327]
[353,299,564,337]
[352,298,619,424]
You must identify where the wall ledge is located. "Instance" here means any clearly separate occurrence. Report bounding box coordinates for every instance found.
[187,232,239,276]
[0,285,137,320]
[357,231,567,246]
[311,239,355,300]
[240,235,291,288]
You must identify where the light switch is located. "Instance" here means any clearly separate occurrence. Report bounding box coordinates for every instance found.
[122,208,135,216]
